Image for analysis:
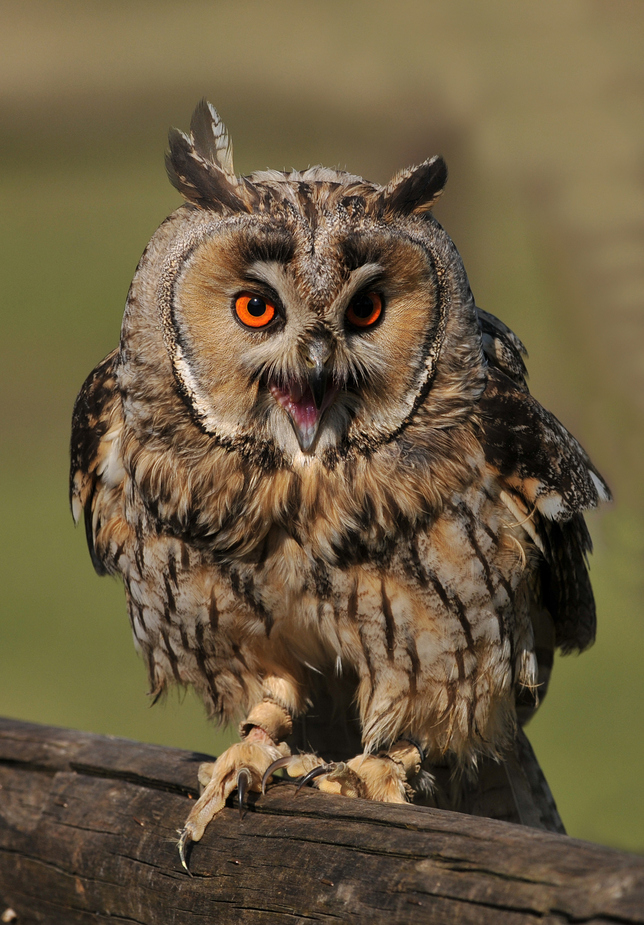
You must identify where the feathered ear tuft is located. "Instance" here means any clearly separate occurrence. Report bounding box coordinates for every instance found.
[189,98,235,175]
[165,99,247,211]
[375,156,448,216]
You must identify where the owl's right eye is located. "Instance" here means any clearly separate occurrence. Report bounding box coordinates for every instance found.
[234,293,276,328]
[346,291,383,330]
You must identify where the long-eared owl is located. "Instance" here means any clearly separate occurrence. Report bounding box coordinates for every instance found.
[70,100,610,868]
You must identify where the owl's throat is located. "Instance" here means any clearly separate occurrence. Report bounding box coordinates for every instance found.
[269,378,338,452]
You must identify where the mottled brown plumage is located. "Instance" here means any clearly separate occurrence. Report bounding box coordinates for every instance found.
[70,100,610,865]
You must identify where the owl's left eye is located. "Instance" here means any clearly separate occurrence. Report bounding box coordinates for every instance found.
[234,292,276,328]
[346,291,383,329]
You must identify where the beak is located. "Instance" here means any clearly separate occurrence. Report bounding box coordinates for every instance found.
[269,339,336,453]
[292,339,333,450]
[305,341,331,411]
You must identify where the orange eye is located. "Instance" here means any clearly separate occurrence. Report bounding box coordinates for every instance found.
[346,292,383,329]
[234,292,276,328]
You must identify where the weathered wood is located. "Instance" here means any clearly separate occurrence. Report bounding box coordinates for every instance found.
[0,717,641,924]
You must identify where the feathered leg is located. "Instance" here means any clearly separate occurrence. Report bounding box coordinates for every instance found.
[178,698,293,872]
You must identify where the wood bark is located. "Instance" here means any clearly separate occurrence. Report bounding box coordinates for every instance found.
[0,716,642,924]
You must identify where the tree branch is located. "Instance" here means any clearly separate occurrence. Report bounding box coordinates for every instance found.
[0,717,642,924]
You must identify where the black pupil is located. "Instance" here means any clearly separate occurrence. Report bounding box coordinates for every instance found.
[247,296,266,317]
[352,294,374,318]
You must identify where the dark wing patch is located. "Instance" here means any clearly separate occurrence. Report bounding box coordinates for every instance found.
[538,514,597,653]
[70,348,121,575]
[477,307,529,390]
[479,365,608,654]
[479,367,610,520]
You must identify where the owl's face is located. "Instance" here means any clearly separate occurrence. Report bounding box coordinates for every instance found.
[121,102,483,467]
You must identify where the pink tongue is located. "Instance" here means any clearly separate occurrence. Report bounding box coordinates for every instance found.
[270,382,320,441]
[289,391,319,431]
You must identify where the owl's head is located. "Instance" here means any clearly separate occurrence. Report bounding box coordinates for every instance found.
[120,101,485,468]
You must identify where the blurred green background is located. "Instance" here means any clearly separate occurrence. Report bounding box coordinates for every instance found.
[1,0,642,852]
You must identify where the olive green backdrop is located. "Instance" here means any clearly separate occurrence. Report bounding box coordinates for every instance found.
[1,0,642,852]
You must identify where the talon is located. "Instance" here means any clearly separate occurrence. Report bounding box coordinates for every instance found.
[237,767,252,819]
[261,756,293,795]
[296,763,334,795]
[177,828,193,876]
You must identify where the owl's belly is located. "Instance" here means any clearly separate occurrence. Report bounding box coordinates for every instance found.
[255,494,538,763]
[124,485,537,765]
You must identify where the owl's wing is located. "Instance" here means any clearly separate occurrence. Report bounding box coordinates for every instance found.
[478,364,610,653]
[474,356,609,830]
[476,306,529,391]
[70,348,126,576]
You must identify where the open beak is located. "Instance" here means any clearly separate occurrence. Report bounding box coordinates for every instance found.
[269,343,337,451]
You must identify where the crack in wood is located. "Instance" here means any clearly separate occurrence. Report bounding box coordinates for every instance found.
[429,856,563,887]
[0,757,59,777]
[68,761,199,797]
[253,792,518,843]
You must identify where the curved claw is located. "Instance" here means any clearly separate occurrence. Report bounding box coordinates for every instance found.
[295,763,334,795]
[237,767,252,819]
[261,756,293,795]
[177,828,193,876]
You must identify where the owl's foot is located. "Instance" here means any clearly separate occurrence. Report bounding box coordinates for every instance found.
[260,752,368,798]
[302,754,408,802]
[260,752,348,794]
[178,724,290,872]
[262,739,423,804]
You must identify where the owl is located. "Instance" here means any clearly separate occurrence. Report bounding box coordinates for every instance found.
[70,100,610,870]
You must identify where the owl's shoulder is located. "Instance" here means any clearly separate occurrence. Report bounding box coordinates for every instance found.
[478,358,609,522]
[70,348,127,574]
[476,306,528,389]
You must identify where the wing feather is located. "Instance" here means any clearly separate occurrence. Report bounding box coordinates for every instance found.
[480,366,610,520]
[478,361,609,653]
[70,349,126,576]
[477,306,529,390]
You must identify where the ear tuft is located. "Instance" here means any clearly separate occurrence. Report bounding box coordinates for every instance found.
[377,156,448,216]
[165,100,246,211]
[189,98,235,176]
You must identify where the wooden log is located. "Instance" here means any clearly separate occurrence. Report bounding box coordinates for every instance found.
[0,717,642,924]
